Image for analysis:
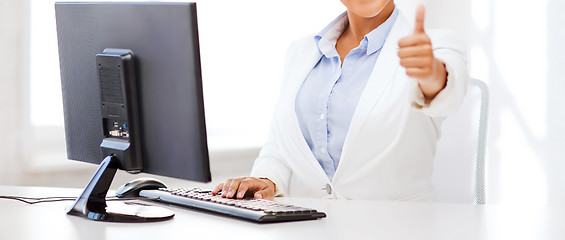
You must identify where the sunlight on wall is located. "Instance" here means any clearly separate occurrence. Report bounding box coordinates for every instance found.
[469,46,489,82]
[459,0,554,204]
[395,0,427,23]
[498,110,547,204]
[492,0,549,204]
[493,0,547,138]
[192,0,344,149]
[471,0,491,32]
[30,0,63,127]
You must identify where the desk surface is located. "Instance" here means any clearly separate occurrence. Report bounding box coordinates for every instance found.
[0,186,564,240]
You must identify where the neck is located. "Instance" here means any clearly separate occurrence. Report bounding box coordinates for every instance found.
[344,2,395,43]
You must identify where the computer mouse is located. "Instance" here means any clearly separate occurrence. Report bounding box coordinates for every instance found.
[115,177,167,198]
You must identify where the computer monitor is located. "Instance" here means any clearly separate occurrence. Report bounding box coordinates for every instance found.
[55,2,210,222]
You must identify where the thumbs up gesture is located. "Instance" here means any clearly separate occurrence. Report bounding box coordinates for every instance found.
[398,5,447,102]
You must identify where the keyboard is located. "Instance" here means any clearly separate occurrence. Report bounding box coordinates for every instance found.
[139,188,327,223]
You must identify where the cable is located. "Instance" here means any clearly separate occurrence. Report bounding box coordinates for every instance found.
[0,195,145,205]
[0,196,76,204]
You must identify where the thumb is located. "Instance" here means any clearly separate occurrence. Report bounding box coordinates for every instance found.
[254,189,275,200]
[414,4,426,34]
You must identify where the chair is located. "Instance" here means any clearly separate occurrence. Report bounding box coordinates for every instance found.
[432,78,489,204]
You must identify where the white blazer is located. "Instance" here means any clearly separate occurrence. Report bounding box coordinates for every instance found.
[250,11,468,201]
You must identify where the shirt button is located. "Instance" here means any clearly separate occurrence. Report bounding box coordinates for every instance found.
[319,114,325,120]
[325,184,332,194]
[320,148,326,154]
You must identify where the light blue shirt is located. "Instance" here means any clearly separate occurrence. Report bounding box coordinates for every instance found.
[295,7,399,179]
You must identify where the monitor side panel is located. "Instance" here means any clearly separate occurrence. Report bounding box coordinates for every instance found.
[55,2,211,182]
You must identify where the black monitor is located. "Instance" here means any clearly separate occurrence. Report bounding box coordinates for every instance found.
[55,2,210,222]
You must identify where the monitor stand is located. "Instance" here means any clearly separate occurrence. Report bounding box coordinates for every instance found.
[66,155,174,222]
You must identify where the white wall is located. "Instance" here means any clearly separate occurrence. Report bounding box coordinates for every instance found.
[0,0,29,185]
[426,0,565,205]
[193,0,345,149]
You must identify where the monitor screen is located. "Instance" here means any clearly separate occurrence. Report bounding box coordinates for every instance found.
[55,2,211,182]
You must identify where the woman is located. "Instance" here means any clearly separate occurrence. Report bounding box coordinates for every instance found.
[212,0,467,201]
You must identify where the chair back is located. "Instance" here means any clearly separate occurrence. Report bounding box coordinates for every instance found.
[432,78,489,204]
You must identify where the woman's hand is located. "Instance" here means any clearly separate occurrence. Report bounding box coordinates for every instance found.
[398,5,447,103]
[211,177,276,200]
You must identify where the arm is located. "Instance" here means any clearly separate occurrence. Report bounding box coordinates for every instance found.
[211,122,292,200]
[398,5,467,117]
[211,38,311,199]
[398,5,446,103]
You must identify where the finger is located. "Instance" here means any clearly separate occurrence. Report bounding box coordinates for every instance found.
[414,4,426,34]
[398,34,431,48]
[399,56,435,68]
[221,179,233,197]
[254,188,275,200]
[211,183,224,195]
[406,67,434,79]
[398,44,433,58]
[235,181,251,199]
[226,178,244,198]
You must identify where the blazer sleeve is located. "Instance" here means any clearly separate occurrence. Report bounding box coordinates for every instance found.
[409,29,468,117]
[249,122,292,197]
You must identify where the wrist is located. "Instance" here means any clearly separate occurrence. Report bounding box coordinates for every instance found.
[419,59,447,102]
[259,178,276,192]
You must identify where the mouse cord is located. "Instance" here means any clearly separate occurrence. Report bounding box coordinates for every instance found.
[0,195,148,205]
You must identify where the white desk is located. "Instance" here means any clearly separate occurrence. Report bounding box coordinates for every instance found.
[0,186,564,240]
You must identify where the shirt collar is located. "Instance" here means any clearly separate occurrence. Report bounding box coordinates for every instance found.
[315,6,399,58]
[315,12,348,58]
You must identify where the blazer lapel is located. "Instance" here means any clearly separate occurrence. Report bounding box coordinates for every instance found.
[283,38,330,180]
[334,13,412,179]
[282,13,413,183]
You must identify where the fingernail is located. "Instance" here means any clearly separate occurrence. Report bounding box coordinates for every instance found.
[256,193,262,199]
[237,192,244,198]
